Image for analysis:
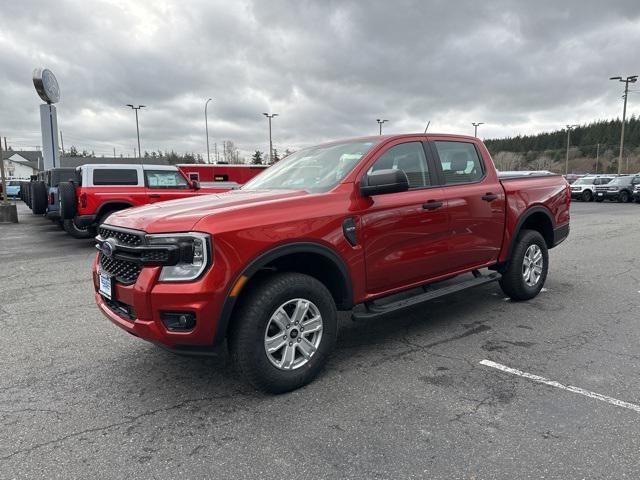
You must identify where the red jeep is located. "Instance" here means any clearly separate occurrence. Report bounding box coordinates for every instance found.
[57,164,227,238]
[93,134,570,392]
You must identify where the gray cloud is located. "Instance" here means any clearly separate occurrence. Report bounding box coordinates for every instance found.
[1,0,640,158]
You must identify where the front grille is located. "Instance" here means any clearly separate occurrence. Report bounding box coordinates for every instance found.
[595,186,608,192]
[103,297,136,321]
[98,226,145,284]
[100,255,142,284]
[98,226,143,246]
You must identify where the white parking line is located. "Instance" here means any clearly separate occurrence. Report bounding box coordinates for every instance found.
[480,359,640,414]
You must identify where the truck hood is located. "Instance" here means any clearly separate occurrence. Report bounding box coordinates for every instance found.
[105,189,307,233]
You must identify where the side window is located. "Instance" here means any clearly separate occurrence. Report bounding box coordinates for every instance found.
[368,142,430,188]
[434,141,484,185]
[145,170,190,189]
[93,169,138,186]
[188,173,200,181]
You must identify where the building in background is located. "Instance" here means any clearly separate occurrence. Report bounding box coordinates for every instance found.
[2,151,42,179]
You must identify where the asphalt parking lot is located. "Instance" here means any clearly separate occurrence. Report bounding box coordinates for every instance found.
[1,200,639,479]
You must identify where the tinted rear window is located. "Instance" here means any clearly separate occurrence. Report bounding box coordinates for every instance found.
[93,169,138,186]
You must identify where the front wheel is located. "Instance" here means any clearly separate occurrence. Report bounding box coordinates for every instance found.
[619,191,631,203]
[229,272,337,393]
[581,190,593,202]
[499,229,549,301]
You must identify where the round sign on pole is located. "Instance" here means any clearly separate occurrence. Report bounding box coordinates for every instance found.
[33,68,60,104]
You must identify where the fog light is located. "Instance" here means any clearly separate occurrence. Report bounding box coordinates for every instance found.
[161,312,196,331]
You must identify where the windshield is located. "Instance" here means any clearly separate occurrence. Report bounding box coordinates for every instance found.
[610,177,630,185]
[573,177,594,185]
[242,141,376,193]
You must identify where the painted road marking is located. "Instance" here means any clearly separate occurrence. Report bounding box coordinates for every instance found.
[480,359,640,414]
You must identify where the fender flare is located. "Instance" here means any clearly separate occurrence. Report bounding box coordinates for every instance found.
[504,206,555,263]
[95,201,134,220]
[213,242,354,346]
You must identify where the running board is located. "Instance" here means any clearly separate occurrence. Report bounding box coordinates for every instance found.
[351,272,501,321]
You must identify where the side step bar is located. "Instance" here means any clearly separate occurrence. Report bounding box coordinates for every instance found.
[352,271,501,321]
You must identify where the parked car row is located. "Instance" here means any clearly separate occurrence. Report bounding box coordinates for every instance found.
[19,164,242,238]
[569,174,640,203]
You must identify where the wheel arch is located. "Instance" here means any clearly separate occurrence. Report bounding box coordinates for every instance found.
[214,242,354,346]
[505,206,555,262]
[95,201,134,222]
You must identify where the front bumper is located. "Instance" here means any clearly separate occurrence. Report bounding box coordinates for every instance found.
[92,255,226,351]
[570,190,588,199]
[596,191,621,200]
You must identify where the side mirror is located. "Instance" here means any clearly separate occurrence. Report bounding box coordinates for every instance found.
[360,169,409,196]
[191,180,201,190]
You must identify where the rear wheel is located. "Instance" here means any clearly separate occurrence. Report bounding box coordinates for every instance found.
[31,181,47,214]
[499,229,548,301]
[229,272,337,393]
[581,190,593,202]
[63,219,95,239]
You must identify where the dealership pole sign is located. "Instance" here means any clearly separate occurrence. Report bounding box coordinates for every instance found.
[33,68,61,170]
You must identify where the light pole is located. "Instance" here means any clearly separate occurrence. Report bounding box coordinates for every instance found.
[126,104,145,158]
[205,98,213,164]
[472,122,484,137]
[565,124,579,175]
[610,75,638,174]
[263,113,278,163]
[376,119,388,135]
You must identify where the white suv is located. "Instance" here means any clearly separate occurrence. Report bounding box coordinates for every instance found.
[570,175,614,202]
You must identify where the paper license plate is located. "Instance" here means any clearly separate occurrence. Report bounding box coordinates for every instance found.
[99,272,113,300]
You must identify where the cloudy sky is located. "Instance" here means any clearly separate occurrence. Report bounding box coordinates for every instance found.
[1,0,640,160]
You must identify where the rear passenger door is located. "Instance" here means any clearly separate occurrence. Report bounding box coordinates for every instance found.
[428,139,506,271]
[144,169,193,203]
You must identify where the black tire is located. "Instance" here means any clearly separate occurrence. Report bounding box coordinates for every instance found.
[58,182,77,220]
[63,219,95,239]
[31,181,47,214]
[595,197,605,202]
[229,272,337,393]
[499,229,549,301]
[581,190,593,202]
[619,190,631,203]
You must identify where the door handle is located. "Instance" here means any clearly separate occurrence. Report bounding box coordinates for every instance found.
[482,193,498,202]
[149,193,161,198]
[422,200,443,210]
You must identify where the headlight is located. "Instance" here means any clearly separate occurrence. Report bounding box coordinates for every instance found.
[145,232,211,282]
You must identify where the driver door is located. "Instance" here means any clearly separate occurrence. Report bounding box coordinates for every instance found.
[360,141,450,295]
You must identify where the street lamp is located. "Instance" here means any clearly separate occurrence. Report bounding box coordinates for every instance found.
[565,124,579,175]
[126,104,145,158]
[472,122,484,137]
[263,113,278,163]
[205,98,213,164]
[610,75,638,174]
[376,119,388,135]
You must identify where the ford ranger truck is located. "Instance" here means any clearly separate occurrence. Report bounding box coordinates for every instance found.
[93,134,571,393]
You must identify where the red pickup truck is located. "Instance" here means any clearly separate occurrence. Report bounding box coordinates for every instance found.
[57,164,228,238]
[93,134,570,392]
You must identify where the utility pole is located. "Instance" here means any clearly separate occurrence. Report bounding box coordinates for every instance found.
[565,124,579,175]
[0,135,7,204]
[205,98,213,164]
[263,113,278,163]
[472,122,484,137]
[595,143,600,174]
[113,147,116,159]
[3,137,7,152]
[376,119,388,135]
[610,75,638,174]
[59,130,65,155]
[214,142,218,163]
[126,104,145,158]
